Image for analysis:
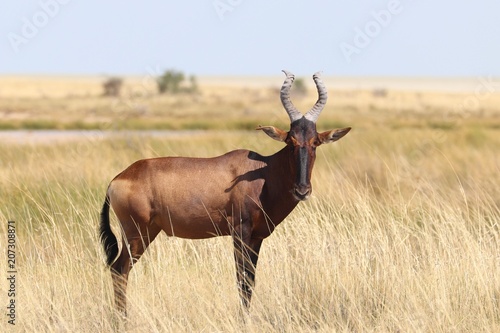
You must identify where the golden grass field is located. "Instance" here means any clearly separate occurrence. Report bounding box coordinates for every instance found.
[0,75,499,332]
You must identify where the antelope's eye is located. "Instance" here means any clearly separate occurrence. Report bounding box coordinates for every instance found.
[310,137,320,147]
[289,136,299,146]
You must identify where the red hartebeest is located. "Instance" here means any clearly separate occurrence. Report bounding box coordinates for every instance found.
[100,71,351,315]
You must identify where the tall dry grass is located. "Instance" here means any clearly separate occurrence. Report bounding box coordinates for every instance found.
[0,124,499,332]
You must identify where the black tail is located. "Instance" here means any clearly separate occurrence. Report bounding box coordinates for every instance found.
[99,195,118,266]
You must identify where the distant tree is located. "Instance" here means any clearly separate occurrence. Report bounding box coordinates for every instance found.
[188,74,198,93]
[293,77,307,97]
[372,88,388,98]
[157,70,199,94]
[157,70,185,94]
[103,77,123,97]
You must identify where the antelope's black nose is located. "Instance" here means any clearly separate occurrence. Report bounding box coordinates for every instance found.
[293,185,311,201]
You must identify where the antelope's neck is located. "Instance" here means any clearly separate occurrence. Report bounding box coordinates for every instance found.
[259,146,299,224]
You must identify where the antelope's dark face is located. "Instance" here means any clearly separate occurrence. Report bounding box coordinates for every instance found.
[257,71,351,201]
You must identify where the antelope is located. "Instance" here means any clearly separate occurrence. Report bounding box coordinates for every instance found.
[99,70,351,315]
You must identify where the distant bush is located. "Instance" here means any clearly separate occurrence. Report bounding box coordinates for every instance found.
[103,77,123,97]
[293,77,307,97]
[157,70,198,94]
[372,88,388,98]
[188,74,198,93]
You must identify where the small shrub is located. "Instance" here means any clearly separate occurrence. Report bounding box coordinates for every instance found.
[157,70,191,94]
[156,70,198,94]
[103,77,123,97]
[293,77,307,97]
[373,88,388,98]
[188,75,199,93]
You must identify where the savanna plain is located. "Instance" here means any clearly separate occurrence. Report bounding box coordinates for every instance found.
[0,76,499,332]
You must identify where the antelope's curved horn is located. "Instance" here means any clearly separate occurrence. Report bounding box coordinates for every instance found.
[280,70,303,122]
[304,71,328,123]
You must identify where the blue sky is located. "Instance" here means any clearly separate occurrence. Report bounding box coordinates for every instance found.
[1,0,499,76]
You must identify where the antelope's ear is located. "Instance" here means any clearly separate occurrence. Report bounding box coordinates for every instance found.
[256,125,288,142]
[318,127,351,144]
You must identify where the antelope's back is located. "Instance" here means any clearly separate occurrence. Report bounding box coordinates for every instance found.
[107,149,267,238]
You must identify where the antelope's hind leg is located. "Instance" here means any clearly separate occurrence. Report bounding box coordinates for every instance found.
[110,217,162,316]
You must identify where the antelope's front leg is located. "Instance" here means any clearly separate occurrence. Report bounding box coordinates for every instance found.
[232,229,263,308]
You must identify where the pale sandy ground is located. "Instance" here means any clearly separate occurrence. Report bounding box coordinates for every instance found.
[0,129,203,144]
[1,75,498,98]
[199,75,500,92]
